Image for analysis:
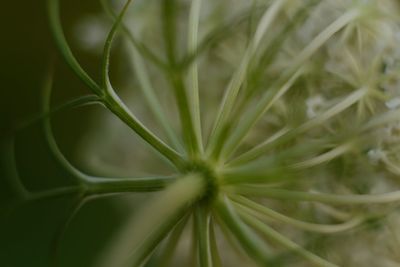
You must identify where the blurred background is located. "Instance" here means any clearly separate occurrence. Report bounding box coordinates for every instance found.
[0,1,137,266]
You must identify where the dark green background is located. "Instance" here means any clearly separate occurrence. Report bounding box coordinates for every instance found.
[1,1,131,266]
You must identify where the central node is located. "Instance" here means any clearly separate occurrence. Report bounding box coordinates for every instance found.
[182,160,219,203]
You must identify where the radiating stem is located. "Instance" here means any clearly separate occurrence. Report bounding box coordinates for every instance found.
[128,44,184,152]
[206,0,287,159]
[229,87,367,166]
[232,195,363,234]
[97,174,206,267]
[47,0,102,95]
[188,0,204,155]
[194,205,212,267]
[215,195,272,266]
[231,186,400,205]
[237,207,339,267]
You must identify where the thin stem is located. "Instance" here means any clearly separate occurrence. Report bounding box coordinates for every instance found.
[194,205,212,267]
[206,0,287,159]
[101,0,133,95]
[127,43,184,152]
[209,219,223,267]
[98,174,206,267]
[231,186,400,205]
[168,73,200,157]
[219,9,361,162]
[144,213,190,267]
[232,196,364,234]
[104,93,186,170]
[237,207,339,267]
[47,0,102,95]
[229,87,367,167]
[15,95,101,132]
[220,68,304,161]
[42,68,182,189]
[214,195,272,266]
[188,0,204,155]
[161,0,200,157]
[100,0,168,70]
[290,141,354,169]
[52,194,87,265]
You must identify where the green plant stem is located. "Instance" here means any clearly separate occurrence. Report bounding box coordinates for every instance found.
[230,186,400,205]
[144,214,190,267]
[194,205,212,267]
[209,219,223,267]
[168,72,201,157]
[228,87,367,167]
[49,0,185,169]
[214,195,272,266]
[206,0,286,160]
[237,207,339,267]
[104,95,186,169]
[128,44,184,152]
[219,68,304,161]
[101,0,133,95]
[161,0,201,157]
[47,0,102,95]
[15,95,101,132]
[232,196,363,234]
[100,0,168,70]
[100,0,186,166]
[97,174,205,267]
[188,0,204,155]
[218,9,361,163]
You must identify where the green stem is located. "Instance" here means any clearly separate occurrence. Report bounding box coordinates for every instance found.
[206,0,287,159]
[104,96,186,169]
[101,0,133,95]
[47,0,102,95]
[219,68,304,161]
[128,43,184,152]
[188,0,204,155]
[144,214,190,267]
[168,72,200,157]
[231,186,400,205]
[97,174,206,267]
[194,205,212,267]
[100,0,168,70]
[209,219,223,267]
[214,195,272,266]
[232,195,363,234]
[229,87,367,167]
[237,207,339,267]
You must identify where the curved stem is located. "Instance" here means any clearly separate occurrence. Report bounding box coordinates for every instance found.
[101,0,133,94]
[97,174,206,267]
[144,213,189,267]
[47,0,102,95]
[220,68,304,161]
[206,0,287,159]
[229,87,367,167]
[104,96,186,169]
[214,195,273,266]
[100,0,168,70]
[232,196,363,234]
[290,141,354,169]
[237,207,339,267]
[127,43,184,152]
[231,186,400,205]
